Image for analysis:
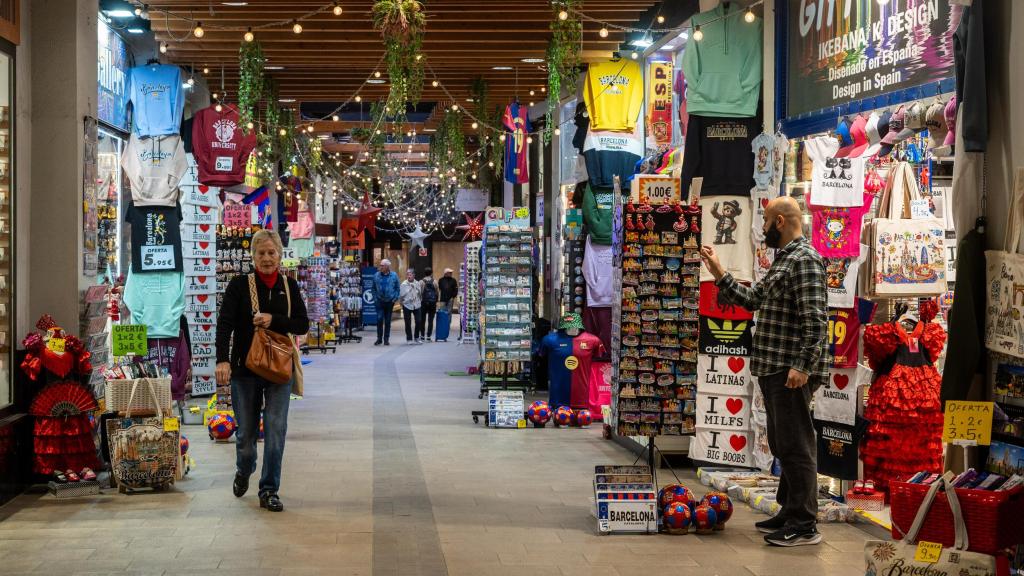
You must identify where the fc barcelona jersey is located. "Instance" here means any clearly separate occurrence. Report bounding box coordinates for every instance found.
[503,102,532,184]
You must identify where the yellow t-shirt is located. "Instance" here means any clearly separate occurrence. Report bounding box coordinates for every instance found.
[584,60,644,132]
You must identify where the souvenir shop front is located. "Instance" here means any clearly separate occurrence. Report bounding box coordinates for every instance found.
[533,0,1024,561]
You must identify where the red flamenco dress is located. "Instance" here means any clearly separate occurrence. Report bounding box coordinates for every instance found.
[860,301,945,495]
[22,316,100,476]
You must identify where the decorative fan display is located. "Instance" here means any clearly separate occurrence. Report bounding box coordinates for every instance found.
[29,381,99,417]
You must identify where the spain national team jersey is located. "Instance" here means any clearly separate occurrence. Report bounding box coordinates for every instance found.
[503,102,531,184]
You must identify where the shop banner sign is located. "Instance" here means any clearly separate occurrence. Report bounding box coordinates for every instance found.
[341,217,365,250]
[696,392,752,431]
[647,60,673,147]
[786,0,955,118]
[361,267,379,327]
[485,206,529,230]
[181,224,216,243]
[112,324,148,357]
[223,204,251,228]
[697,354,754,396]
[192,375,215,396]
[690,428,754,468]
[181,184,219,208]
[455,188,489,212]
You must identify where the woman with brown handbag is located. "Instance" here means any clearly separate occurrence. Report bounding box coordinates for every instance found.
[215,229,308,512]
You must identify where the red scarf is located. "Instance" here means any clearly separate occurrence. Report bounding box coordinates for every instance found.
[257,270,279,289]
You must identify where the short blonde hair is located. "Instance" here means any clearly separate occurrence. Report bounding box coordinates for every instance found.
[251,229,284,258]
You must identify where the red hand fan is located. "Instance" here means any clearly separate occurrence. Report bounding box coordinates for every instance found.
[29,382,98,417]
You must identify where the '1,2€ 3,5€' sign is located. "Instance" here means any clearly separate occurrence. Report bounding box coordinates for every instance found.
[942,401,994,446]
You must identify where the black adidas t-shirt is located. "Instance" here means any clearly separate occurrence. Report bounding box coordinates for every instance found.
[814,416,868,480]
[126,203,183,272]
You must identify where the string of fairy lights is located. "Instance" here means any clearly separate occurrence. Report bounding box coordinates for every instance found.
[131,0,765,236]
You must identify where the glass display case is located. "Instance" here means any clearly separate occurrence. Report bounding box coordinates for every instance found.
[0,45,12,410]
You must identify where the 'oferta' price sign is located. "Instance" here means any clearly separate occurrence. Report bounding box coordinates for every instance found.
[942,401,994,446]
[112,324,148,357]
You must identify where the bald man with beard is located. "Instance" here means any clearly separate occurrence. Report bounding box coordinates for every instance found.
[701,196,828,547]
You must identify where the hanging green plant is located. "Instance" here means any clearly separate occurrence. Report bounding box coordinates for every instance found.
[373,0,427,113]
[429,108,467,187]
[546,0,582,141]
[238,40,266,133]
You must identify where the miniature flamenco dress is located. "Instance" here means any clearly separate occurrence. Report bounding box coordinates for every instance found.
[21,315,99,475]
[860,301,945,495]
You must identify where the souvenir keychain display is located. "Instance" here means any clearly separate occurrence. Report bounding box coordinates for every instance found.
[616,193,702,437]
[216,225,254,308]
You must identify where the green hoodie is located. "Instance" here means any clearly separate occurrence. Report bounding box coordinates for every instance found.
[682,3,763,118]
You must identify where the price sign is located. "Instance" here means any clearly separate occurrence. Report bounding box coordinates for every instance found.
[942,401,994,446]
[914,541,943,563]
[517,419,527,429]
[163,417,180,432]
[632,174,681,205]
[223,204,251,228]
[47,337,66,353]
[112,324,148,357]
[141,245,175,271]
[911,199,934,219]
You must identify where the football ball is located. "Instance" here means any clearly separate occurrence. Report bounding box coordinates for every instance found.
[574,409,593,427]
[692,504,719,534]
[208,413,237,440]
[658,484,694,510]
[179,435,189,455]
[527,401,552,425]
[662,502,692,534]
[553,406,574,427]
[701,492,733,529]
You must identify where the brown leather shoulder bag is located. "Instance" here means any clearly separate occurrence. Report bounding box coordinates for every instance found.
[244,274,295,385]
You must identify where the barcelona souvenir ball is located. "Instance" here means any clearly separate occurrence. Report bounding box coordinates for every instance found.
[553,406,574,427]
[179,435,189,455]
[208,413,237,440]
[662,502,692,535]
[574,409,593,427]
[658,483,694,510]
[527,401,552,426]
[701,492,733,529]
[692,503,719,534]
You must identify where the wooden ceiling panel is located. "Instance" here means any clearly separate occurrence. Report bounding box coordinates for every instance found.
[147,0,661,131]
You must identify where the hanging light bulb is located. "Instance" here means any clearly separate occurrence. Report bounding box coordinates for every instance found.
[215,103,223,112]
[244,28,254,42]
[529,90,535,96]
[451,104,459,111]
[332,114,339,121]
[599,27,609,38]
[527,136,534,144]
[187,77,195,86]
[202,67,210,74]
[630,51,638,60]
[554,127,561,136]
[693,25,703,41]
[246,121,254,130]
[292,20,303,34]
[279,128,287,136]
[333,2,343,16]
[355,95,362,102]
[558,9,568,20]
[744,8,756,23]
[488,161,494,168]
[499,134,506,142]
[134,4,144,16]
[657,15,665,24]
[212,92,219,100]
[541,86,547,93]
[415,54,422,61]
[471,122,479,130]
[159,42,167,53]
[193,22,204,38]
[431,80,439,88]
[373,71,381,78]
[308,125,315,133]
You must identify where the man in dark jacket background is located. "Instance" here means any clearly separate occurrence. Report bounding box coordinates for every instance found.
[438,268,459,313]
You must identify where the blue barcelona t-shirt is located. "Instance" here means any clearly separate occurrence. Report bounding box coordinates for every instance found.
[129,64,184,137]
[539,331,574,408]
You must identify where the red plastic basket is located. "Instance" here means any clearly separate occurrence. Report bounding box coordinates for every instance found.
[890,482,1024,556]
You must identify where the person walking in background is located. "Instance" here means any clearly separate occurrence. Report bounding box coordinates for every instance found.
[216,230,309,513]
[399,268,424,344]
[372,259,400,346]
[701,196,828,547]
[438,267,459,313]
[420,268,439,342]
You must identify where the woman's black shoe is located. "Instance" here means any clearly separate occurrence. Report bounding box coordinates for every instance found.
[233,472,249,497]
[260,493,284,512]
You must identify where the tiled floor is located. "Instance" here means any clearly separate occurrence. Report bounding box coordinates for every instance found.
[0,324,876,575]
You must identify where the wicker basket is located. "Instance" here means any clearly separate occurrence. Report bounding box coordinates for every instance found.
[105,378,173,414]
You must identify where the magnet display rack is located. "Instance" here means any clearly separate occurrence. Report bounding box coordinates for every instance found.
[459,241,481,345]
[478,226,533,399]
